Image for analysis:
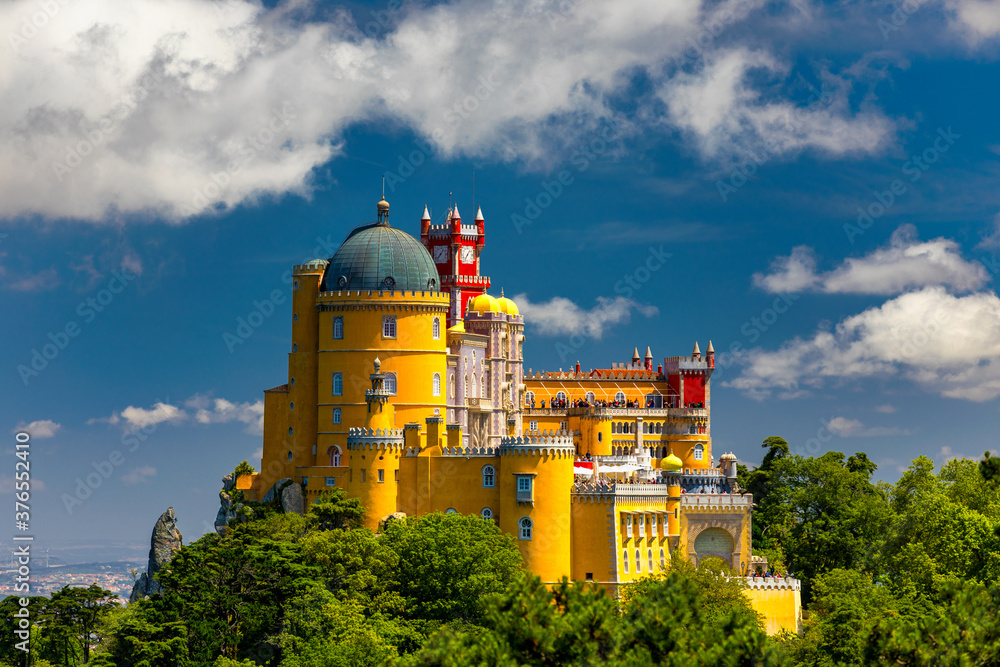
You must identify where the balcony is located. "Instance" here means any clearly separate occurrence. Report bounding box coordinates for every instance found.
[565,406,708,419]
[466,397,493,410]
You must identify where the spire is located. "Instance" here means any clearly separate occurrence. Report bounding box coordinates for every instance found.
[421,205,430,221]
[452,203,461,220]
[706,340,714,353]
[645,346,652,359]
[632,347,640,361]
[692,341,701,358]
[475,206,484,221]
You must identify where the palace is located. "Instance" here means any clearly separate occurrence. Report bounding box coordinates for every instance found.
[238,196,801,634]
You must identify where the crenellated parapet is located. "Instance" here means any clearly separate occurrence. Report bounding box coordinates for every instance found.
[499,435,575,457]
[346,426,405,451]
[743,577,801,591]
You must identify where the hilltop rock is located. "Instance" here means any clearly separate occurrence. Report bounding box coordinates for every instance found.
[281,482,304,515]
[130,507,183,603]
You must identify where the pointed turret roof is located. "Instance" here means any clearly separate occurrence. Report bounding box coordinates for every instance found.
[632,347,640,360]
[645,346,653,358]
[707,340,714,353]
[421,205,430,221]
[475,206,484,221]
[692,341,701,356]
[452,203,461,220]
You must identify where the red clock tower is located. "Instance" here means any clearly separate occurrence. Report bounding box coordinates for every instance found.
[420,203,490,325]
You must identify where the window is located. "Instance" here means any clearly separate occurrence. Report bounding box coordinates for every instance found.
[385,372,397,395]
[327,446,341,466]
[361,470,366,483]
[293,313,298,322]
[333,408,341,424]
[394,469,399,482]
[482,465,496,488]
[383,316,396,338]
[559,421,568,431]
[525,391,535,407]
[432,317,441,339]
[694,444,704,461]
[290,402,294,410]
[648,548,654,572]
[378,469,385,483]
[635,549,642,573]
[445,508,457,514]
[585,391,595,403]
[481,507,493,520]
[287,451,292,461]
[332,372,343,396]
[517,477,531,492]
[529,420,538,431]
[519,517,532,540]
[689,424,697,434]
[293,343,297,352]
[660,548,666,570]
[556,391,567,402]
[586,573,593,581]
[623,549,629,573]
[625,516,633,537]
[432,373,441,397]
[333,316,343,339]
[450,375,455,398]
[615,391,626,403]
[638,515,645,537]
[325,477,336,486]
[598,432,603,442]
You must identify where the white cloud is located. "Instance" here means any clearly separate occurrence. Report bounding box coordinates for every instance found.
[14,419,61,439]
[938,445,999,463]
[658,48,895,161]
[121,465,157,485]
[0,476,46,493]
[753,226,988,295]
[185,394,264,434]
[727,286,1000,401]
[0,0,899,222]
[827,416,908,437]
[514,294,658,339]
[940,0,1000,45]
[874,404,897,413]
[91,394,263,434]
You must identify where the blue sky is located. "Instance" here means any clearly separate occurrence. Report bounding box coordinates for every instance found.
[3,0,1000,556]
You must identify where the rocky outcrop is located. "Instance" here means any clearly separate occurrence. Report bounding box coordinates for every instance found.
[280,482,304,515]
[214,477,305,534]
[130,507,183,603]
[215,473,237,536]
[379,512,407,531]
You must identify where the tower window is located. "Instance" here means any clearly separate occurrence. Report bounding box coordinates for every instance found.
[525,391,534,407]
[333,408,341,424]
[481,507,493,521]
[445,508,458,515]
[385,372,397,395]
[556,391,567,402]
[361,470,366,483]
[660,548,666,569]
[432,373,441,397]
[529,420,538,431]
[585,391,595,403]
[694,444,704,461]
[333,316,344,339]
[648,548,654,572]
[287,451,293,461]
[332,372,343,396]
[519,516,532,540]
[432,317,441,340]
[482,465,495,488]
[327,446,341,467]
[378,469,385,483]
[383,316,397,339]
[615,391,625,403]
[623,549,629,573]
[635,549,642,573]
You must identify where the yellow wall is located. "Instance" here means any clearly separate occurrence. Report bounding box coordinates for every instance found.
[746,586,802,635]
[570,497,614,582]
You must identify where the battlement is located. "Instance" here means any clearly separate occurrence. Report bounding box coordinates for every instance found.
[742,577,801,591]
[663,356,710,371]
[499,435,575,456]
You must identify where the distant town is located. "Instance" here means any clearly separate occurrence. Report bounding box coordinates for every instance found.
[0,553,144,600]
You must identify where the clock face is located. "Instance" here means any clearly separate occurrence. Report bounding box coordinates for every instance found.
[433,245,448,263]
[461,246,474,264]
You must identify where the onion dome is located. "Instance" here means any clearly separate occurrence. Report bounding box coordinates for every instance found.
[321,200,439,292]
[469,292,501,314]
[662,453,683,471]
[496,288,520,316]
[720,452,737,462]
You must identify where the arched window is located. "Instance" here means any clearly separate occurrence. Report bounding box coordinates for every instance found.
[598,432,603,443]
[635,549,642,573]
[327,446,341,467]
[643,422,648,434]
[332,372,343,396]
[333,408,341,424]
[445,508,458,515]
[384,372,397,395]
[623,549,629,573]
[432,317,441,340]
[656,423,662,434]
[585,391,595,403]
[525,391,535,407]
[481,507,493,520]
[624,422,631,435]
[615,391,626,403]
[482,465,496,488]
[694,444,704,461]
[472,372,477,397]
[556,391,567,402]
[519,517,532,540]
[660,548,666,570]
[333,316,344,339]
[432,373,441,397]
[648,548,654,572]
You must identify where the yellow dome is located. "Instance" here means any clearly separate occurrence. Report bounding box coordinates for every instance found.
[662,453,683,471]
[497,289,519,316]
[469,293,501,314]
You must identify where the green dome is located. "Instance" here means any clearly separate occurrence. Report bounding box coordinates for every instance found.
[321,222,439,292]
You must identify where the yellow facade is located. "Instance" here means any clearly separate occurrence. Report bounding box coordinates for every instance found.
[240,199,800,635]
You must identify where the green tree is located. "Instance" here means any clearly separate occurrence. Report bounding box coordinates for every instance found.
[305,488,366,531]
